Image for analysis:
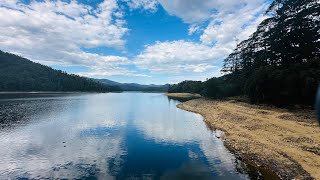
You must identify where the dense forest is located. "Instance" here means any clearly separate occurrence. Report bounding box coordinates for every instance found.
[169,0,320,105]
[0,50,120,92]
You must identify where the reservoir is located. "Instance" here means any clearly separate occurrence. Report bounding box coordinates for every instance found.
[0,93,258,179]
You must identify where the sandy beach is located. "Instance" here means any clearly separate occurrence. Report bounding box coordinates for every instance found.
[176,98,320,179]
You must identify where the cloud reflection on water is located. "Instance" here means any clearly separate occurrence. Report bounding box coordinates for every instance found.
[0,93,250,179]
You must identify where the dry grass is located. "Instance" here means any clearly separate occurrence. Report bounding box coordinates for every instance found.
[165,93,202,102]
[178,99,320,180]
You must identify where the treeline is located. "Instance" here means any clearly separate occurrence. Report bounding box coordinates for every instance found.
[168,74,244,98]
[168,81,203,94]
[96,79,169,92]
[0,50,120,92]
[169,0,320,105]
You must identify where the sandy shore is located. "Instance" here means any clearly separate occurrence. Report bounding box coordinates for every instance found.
[178,99,320,180]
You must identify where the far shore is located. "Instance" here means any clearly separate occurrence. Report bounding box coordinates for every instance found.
[166,93,201,98]
[0,91,76,94]
[166,93,200,97]
[177,98,320,179]
[0,91,111,94]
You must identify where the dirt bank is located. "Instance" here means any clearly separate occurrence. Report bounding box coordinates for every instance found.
[177,99,320,180]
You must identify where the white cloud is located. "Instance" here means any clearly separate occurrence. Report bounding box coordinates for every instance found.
[156,0,269,46]
[188,24,202,35]
[158,0,218,23]
[167,69,223,84]
[78,66,151,78]
[129,0,269,76]
[0,0,271,80]
[134,40,231,74]
[200,0,269,45]
[124,0,158,11]
[0,0,137,77]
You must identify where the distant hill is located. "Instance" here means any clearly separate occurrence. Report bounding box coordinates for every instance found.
[0,50,120,92]
[97,79,121,86]
[96,79,169,92]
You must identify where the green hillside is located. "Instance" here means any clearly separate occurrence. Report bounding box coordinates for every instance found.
[96,79,169,92]
[0,50,120,92]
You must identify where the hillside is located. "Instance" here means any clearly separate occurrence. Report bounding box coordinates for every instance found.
[96,79,169,92]
[0,50,120,92]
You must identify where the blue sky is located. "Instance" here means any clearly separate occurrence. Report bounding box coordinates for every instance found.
[0,0,271,84]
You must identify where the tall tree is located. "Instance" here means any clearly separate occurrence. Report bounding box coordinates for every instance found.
[223,0,320,73]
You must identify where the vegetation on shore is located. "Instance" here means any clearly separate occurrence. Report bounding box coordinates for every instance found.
[178,99,320,179]
[169,0,320,106]
[0,50,120,92]
[166,93,201,102]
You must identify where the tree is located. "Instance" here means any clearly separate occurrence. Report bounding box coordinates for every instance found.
[221,0,320,105]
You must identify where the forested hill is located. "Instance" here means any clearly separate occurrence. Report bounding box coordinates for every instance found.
[0,50,120,92]
[169,0,320,105]
[96,79,169,92]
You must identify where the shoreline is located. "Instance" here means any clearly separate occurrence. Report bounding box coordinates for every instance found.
[166,93,202,102]
[166,93,201,98]
[177,98,320,179]
[0,91,117,94]
[0,91,87,94]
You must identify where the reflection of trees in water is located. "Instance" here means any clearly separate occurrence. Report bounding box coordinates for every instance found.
[167,96,199,102]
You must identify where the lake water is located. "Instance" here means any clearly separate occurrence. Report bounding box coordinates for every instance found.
[0,93,260,179]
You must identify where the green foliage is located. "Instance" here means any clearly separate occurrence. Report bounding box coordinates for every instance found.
[222,0,320,105]
[223,0,320,73]
[201,74,245,99]
[168,81,203,94]
[245,60,320,105]
[0,50,120,92]
[168,74,244,99]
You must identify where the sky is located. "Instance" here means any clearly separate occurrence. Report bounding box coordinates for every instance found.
[0,0,271,84]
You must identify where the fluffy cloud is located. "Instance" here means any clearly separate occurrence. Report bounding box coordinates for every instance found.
[124,0,158,11]
[78,66,151,78]
[158,0,269,45]
[0,0,271,79]
[158,0,218,23]
[130,0,269,75]
[134,40,231,74]
[200,0,269,45]
[0,0,134,77]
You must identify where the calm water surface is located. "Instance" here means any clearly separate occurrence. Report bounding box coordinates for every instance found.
[0,93,258,179]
